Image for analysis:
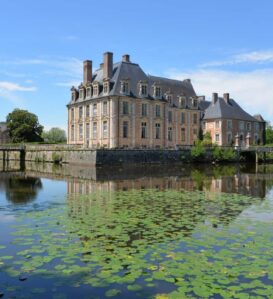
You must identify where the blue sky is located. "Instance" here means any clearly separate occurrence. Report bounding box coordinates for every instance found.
[1,0,273,130]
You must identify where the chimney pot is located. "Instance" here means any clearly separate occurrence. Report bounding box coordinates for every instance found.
[122,54,130,62]
[212,93,218,104]
[83,60,92,84]
[103,52,113,79]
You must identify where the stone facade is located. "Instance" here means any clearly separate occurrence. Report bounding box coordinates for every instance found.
[0,122,10,144]
[67,52,201,149]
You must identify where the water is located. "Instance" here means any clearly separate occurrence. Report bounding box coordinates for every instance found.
[0,161,273,299]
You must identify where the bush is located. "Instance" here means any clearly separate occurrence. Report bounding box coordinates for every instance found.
[191,141,205,160]
[212,145,237,162]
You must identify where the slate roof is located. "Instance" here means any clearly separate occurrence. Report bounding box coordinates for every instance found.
[203,97,259,122]
[253,114,266,122]
[71,60,196,105]
[198,100,211,111]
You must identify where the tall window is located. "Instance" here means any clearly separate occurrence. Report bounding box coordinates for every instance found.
[79,89,84,99]
[215,120,220,129]
[155,105,161,117]
[92,122,97,139]
[93,103,97,116]
[71,108,74,121]
[179,97,186,108]
[140,84,147,96]
[155,123,160,139]
[246,122,251,131]
[227,120,232,129]
[168,111,172,123]
[121,81,129,94]
[86,87,92,98]
[123,121,128,138]
[93,85,98,96]
[79,124,83,140]
[155,86,161,98]
[141,122,147,139]
[168,127,172,141]
[103,121,108,138]
[181,128,186,142]
[122,101,129,115]
[255,122,260,132]
[193,113,198,125]
[193,99,198,108]
[103,101,107,115]
[71,125,75,141]
[103,82,109,94]
[86,123,90,140]
[86,105,90,118]
[142,103,148,116]
[215,133,220,143]
[239,121,244,130]
[167,95,172,104]
[79,106,83,119]
[181,112,185,124]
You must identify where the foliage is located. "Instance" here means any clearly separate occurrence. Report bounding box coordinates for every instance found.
[191,141,205,160]
[212,145,237,162]
[42,127,67,144]
[201,132,212,146]
[6,109,43,143]
[52,152,63,164]
[266,122,273,144]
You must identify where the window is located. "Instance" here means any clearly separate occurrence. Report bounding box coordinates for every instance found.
[121,81,129,94]
[155,105,161,117]
[92,122,97,139]
[86,87,92,98]
[86,105,90,118]
[142,103,148,116]
[193,99,198,108]
[215,133,220,142]
[215,120,220,129]
[79,124,83,140]
[93,84,98,96]
[103,82,109,94]
[168,111,172,123]
[181,112,185,124]
[141,122,147,138]
[71,125,75,141]
[254,134,259,144]
[71,108,74,121]
[103,101,108,115]
[227,120,232,129]
[193,128,198,137]
[123,121,128,138]
[79,89,84,99]
[181,128,186,142]
[140,84,147,96]
[122,101,129,115]
[154,86,161,98]
[86,123,90,140]
[155,123,160,139]
[179,97,186,108]
[246,122,251,131]
[79,106,83,119]
[167,95,172,104]
[227,133,232,144]
[239,121,244,130]
[255,122,260,132]
[193,113,198,125]
[93,103,97,116]
[103,121,108,138]
[168,127,172,141]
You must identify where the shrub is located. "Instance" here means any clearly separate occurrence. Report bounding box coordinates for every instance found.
[191,141,205,160]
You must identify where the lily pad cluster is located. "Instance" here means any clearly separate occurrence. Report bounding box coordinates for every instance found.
[0,189,273,298]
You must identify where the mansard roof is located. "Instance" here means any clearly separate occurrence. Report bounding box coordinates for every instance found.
[82,60,196,100]
[203,97,258,122]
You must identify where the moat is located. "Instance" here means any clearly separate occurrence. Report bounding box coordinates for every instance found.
[0,161,273,298]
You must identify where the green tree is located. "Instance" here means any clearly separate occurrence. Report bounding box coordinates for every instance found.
[266,122,273,145]
[42,127,67,143]
[6,109,43,143]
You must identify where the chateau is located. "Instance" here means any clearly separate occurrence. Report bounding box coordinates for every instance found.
[0,122,10,145]
[67,52,265,148]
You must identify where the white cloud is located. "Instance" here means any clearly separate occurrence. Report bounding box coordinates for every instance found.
[201,50,273,67]
[0,81,37,92]
[166,68,273,121]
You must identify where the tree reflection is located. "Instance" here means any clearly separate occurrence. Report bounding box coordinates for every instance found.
[5,176,42,204]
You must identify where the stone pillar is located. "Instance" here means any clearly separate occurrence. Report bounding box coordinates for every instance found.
[235,133,240,148]
[245,132,251,148]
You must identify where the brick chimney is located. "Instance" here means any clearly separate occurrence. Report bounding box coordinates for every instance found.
[83,60,92,84]
[212,93,218,104]
[223,93,230,104]
[122,54,130,62]
[103,52,113,79]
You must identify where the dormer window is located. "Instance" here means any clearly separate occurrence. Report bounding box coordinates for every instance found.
[103,80,109,95]
[79,88,84,99]
[92,82,99,97]
[166,94,173,104]
[86,87,92,98]
[153,85,161,98]
[121,80,130,95]
[192,98,198,108]
[178,96,186,108]
[71,91,76,102]
[139,82,148,97]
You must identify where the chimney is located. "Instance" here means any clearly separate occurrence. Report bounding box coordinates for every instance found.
[103,52,113,79]
[100,63,104,69]
[83,60,92,84]
[212,93,218,104]
[122,54,130,62]
[223,93,230,104]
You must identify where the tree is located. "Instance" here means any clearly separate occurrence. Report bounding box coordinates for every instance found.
[6,109,43,143]
[42,127,67,143]
[266,122,273,145]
